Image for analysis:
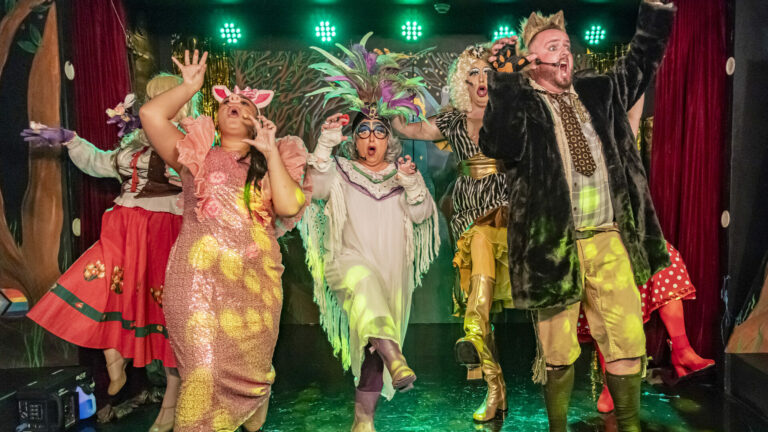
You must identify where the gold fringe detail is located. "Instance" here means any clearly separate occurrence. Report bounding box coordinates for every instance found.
[531,310,547,385]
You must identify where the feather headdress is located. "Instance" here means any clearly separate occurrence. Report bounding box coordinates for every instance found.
[307,32,430,122]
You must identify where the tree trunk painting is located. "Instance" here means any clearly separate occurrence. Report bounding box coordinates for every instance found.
[0,0,62,305]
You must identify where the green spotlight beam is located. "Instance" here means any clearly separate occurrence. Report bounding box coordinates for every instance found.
[493,25,515,41]
[584,25,606,45]
[401,20,423,41]
[220,22,242,45]
[315,20,336,43]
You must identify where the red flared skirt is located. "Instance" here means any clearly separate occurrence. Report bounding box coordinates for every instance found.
[27,205,182,367]
[577,242,696,342]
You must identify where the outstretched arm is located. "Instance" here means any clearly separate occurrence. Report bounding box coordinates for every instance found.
[307,113,346,200]
[479,37,536,163]
[396,156,434,224]
[21,126,120,179]
[65,137,120,179]
[140,50,208,172]
[609,1,676,110]
[628,94,645,138]
[391,116,444,142]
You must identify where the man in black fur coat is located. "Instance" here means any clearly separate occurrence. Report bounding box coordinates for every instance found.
[479,1,676,431]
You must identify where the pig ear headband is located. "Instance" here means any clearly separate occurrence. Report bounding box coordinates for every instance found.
[212,85,275,109]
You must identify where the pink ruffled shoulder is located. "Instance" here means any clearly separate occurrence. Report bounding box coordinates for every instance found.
[261,135,313,237]
[176,116,216,220]
[177,116,215,176]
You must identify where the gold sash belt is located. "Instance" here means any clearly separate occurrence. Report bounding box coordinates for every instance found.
[459,154,504,179]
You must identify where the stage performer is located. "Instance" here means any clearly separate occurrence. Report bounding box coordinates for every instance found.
[479,1,676,431]
[300,33,440,432]
[25,74,199,432]
[582,98,714,413]
[391,43,511,422]
[140,50,311,432]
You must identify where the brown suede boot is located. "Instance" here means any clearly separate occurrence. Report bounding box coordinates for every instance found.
[351,390,379,432]
[369,338,416,392]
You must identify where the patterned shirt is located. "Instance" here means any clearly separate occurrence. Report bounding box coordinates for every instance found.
[530,79,614,229]
[435,110,509,240]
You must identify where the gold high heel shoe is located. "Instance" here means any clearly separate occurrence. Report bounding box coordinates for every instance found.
[103,348,127,396]
[148,405,175,432]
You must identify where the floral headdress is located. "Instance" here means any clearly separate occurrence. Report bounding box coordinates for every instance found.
[307,32,430,126]
[106,93,141,138]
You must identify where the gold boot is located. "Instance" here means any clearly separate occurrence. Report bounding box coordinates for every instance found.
[455,275,508,422]
[473,328,507,422]
[454,275,494,367]
[473,371,508,422]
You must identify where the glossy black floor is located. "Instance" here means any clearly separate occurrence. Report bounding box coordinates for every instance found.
[78,324,767,432]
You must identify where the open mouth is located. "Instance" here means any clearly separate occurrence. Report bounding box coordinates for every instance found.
[227,106,241,118]
[559,61,569,74]
[366,146,376,157]
[477,85,488,97]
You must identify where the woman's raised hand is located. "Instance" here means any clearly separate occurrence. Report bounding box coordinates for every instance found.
[320,113,349,146]
[243,115,278,158]
[396,155,417,176]
[172,49,208,92]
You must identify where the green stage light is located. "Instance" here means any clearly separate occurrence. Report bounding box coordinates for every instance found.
[401,21,423,41]
[493,25,516,41]
[584,25,606,45]
[220,22,242,45]
[315,21,336,43]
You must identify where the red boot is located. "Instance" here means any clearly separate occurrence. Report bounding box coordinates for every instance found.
[596,347,614,413]
[598,384,614,414]
[658,300,715,379]
[668,336,715,379]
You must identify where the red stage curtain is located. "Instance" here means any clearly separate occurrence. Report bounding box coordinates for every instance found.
[649,0,727,358]
[72,0,131,250]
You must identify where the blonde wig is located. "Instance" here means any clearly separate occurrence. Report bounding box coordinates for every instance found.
[145,73,201,122]
[447,44,491,113]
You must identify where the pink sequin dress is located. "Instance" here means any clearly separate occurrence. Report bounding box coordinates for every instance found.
[163,116,310,431]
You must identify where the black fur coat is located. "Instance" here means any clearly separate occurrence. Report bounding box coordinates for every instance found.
[479,1,675,309]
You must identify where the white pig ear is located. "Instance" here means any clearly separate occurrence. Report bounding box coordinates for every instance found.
[212,85,232,103]
[252,90,274,108]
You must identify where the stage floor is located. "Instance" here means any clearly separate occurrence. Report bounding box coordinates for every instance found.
[76,324,766,431]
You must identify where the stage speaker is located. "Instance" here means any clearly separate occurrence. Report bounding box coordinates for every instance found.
[9,367,92,432]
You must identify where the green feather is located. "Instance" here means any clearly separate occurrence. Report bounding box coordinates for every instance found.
[309,46,352,72]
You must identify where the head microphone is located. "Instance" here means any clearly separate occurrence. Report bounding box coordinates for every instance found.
[535,59,561,67]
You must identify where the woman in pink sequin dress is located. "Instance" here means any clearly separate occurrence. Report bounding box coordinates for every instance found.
[140,50,311,432]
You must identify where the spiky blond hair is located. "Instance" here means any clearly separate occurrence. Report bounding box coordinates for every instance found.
[517,10,566,55]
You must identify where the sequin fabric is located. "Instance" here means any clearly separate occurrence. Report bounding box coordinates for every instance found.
[164,117,309,431]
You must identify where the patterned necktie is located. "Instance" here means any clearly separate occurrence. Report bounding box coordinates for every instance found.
[551,93,596,177]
